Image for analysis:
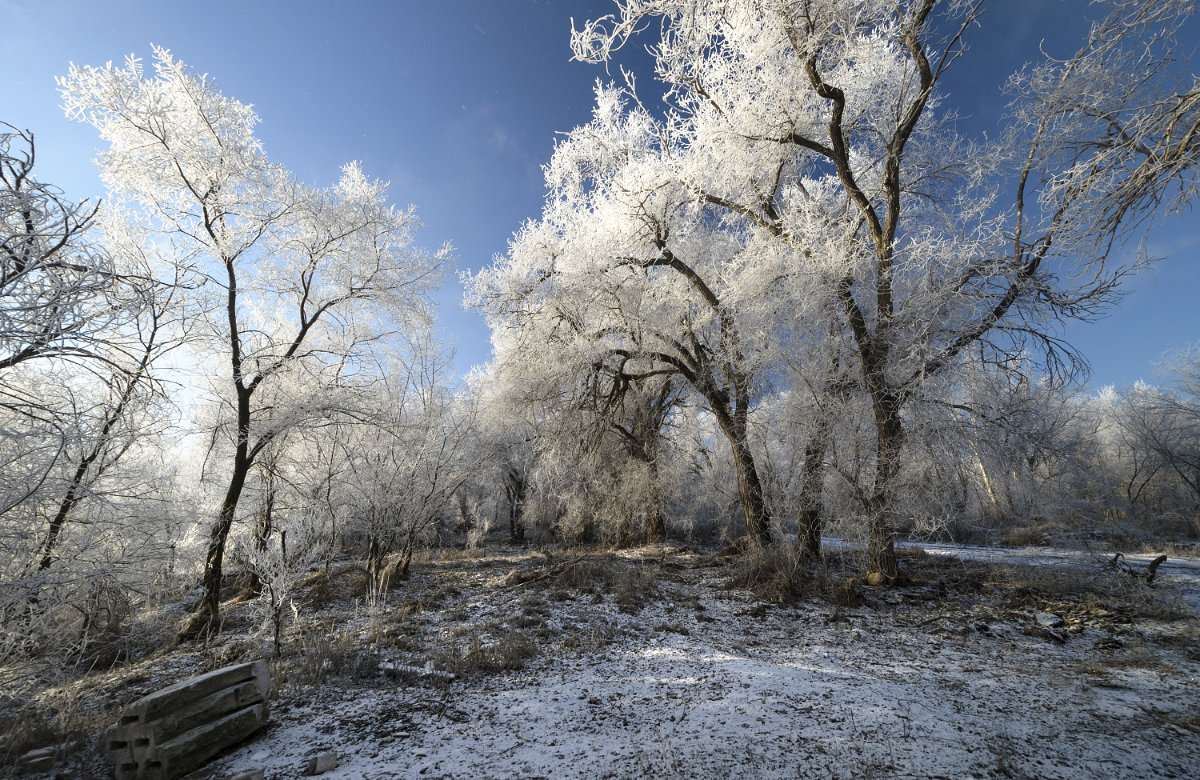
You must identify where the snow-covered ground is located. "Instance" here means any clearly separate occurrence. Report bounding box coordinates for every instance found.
[187,543,1200,780]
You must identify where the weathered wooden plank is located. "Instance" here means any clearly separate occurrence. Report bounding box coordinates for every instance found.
[116,660,266,726]
[148,702,269,779]
[108,678,266,763]
[107,660,270,780]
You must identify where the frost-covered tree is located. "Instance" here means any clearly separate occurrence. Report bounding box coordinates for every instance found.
[60,48,449,638]
[583,372,681,543]
[337,343,478,584]
[2,123,122,529]
[0,123,131,372]
[570,0,1199,578]
[468,84,818,545]
[0,124,181,606]
[1118,348,1200,521]
[529,370,680,546]
[897,362,1103,543]
[471,321,683,546]
[31,258,184,572]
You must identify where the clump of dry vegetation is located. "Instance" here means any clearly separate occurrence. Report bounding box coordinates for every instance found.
[292,564,371,610]
[725,543,816,604]
[502,552,660,613]
[986,559,1191,623]
[432,629,539,674]
[0,704,61,770]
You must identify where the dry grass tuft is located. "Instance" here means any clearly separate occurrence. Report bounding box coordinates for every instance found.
[553,556,621,590]
[288,631,379,685]
[0,705,60,769]
[433,630,538,675]
[293,564,370,609]
[726,543,816,604]
[502,553,660,613]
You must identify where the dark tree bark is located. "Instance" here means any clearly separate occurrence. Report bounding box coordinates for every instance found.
[504,466,527,542]
[797,424,830,558]
[863,391,904,580]
[183,436,253,640]
[710,403,772,547]
[182,258,262,640]
[643,455,667,543]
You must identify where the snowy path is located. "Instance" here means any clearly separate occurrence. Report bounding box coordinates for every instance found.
[903,540,1200,612]
[905,540,1200,573]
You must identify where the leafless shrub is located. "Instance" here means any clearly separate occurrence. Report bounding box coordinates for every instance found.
[1,573,150,678]
[986,560,1191,621]
[552,555,620,590]
[0,677,99,779]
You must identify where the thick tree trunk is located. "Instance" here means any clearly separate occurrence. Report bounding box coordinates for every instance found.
[866,394,903,581]
[634,449,666,544]
[720,426,772,546]
[181,379,257,641]
[181,448,252,640]
[798,506,821,558]
[189,446,250,633]
[645,512,666,544]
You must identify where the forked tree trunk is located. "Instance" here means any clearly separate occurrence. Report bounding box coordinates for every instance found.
[366,534,390,585]
[180,376,257,641]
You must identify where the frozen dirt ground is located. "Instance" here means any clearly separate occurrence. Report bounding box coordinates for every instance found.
[6,543,1200,780]
[202,545,1200,780]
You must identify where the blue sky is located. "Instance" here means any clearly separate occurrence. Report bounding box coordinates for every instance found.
[4,0,1197,390]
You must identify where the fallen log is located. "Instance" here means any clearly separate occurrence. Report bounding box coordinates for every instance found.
[379,661,457,682]
[1109,553,1168,584]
